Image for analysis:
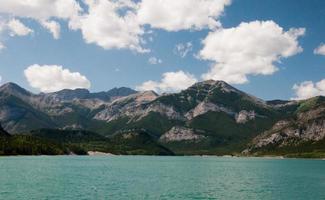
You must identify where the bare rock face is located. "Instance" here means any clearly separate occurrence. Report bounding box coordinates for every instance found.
[185,101,234,120]
[62,124,84,130]
[159,126,206,142]
[235,110,256,124]
[141,103,185,121]
[94,91,185,122]
[93,91,160,122]
[244,105,325,153]
[251,120,325,149]
[72,99,106,110]
[122,132,139,139]
[248,120,293,149]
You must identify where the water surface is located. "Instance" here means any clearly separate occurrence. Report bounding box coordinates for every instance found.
[0,156,324,200]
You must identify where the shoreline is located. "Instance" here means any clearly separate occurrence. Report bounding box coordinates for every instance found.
[87,151,115,156]
[1,153,324,160]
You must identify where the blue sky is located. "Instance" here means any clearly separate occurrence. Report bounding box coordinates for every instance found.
[0,0,324,100]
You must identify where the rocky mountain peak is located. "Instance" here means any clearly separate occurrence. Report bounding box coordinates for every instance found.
[194,80,229,86]
[106,87,137,97]
[135,90,158,102]
[190,80,239,94]
[42,87,137,102]
[0,82,32,97]
[45,88,91,101]
[111,90,158,105]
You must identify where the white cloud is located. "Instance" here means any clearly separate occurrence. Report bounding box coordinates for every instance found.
[174,42,193,58]
[0,0,81,20]
[136,70,197,93]
[0,0,233,52]
[7,19,33,36]
[199,20,305,84]
[148,56,162,65]
[24,64,91,93]
[0,0,81,39]
[137,0,231,31]
[0,18,33,49]
[0,0,150,52]
[40,20,60,39]
[292,79,325,100]
[314,44,325,56]
[70,0,147,53]
[0,42,5,50]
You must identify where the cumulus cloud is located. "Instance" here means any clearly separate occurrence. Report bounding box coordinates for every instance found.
[0,0,233,52]
[0,0,147,51]
[137,0,231,31]
[0,0,81,20]
[174,42,193,58]
[292,79,325,100]
[7,19,33,36]
[0,0,81,39]
[24,64,91,93]
[199,20,305,84]
[136,70,197,93]
[70,0,147,53]
[314,44,325,56]
[148,56,162,65]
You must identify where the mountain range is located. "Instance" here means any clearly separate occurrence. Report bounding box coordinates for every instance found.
[0,80,324,157]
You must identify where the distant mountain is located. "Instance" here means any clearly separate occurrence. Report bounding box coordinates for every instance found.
[43,86,136,101]
[0,82,136,101]
[0,83,137,133]
[0,81,324,157]
[0,82,32,97]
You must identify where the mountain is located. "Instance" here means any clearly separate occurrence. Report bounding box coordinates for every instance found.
[0,81,324,157]
[94,80,281,154]
[243,96,325,158]
[0,83,136,133]
[43,86,136,101]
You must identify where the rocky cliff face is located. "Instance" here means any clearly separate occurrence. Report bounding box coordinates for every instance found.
[243,97,325,154]
[185,101,234,120]
[159,126,206,142]
[235,110,256,124]
[93,91,160,122]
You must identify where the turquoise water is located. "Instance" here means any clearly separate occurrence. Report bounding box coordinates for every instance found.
[0,156,324,200]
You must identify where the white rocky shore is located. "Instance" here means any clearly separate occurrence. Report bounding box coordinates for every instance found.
[87,151,115,156]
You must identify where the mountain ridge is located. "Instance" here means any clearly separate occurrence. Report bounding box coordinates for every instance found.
[0,80,324,156]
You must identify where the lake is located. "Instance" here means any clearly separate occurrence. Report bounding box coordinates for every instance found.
[0,156,324,200]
